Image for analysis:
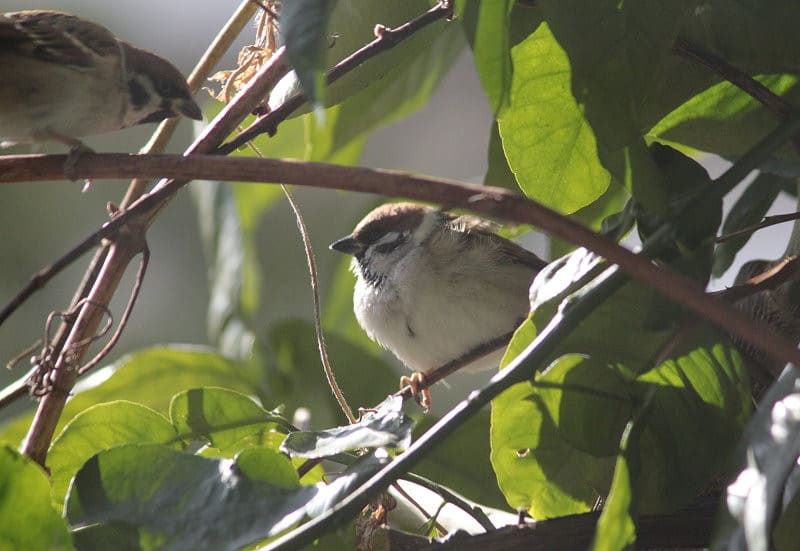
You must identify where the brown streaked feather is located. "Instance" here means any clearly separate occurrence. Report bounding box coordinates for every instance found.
[444,212,548,271]
[1,10,119,68]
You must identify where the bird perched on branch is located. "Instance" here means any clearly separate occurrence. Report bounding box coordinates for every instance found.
[331,202,547,410]
[0,10,201,171]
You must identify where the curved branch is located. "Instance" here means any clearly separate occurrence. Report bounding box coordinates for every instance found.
[2,147,800,372]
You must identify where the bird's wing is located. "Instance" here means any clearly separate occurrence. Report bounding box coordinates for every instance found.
[1,10,118,68]
[447,213,548,271]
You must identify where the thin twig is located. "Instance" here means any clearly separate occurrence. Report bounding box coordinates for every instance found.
[390,482,448,536]
[280,184,357,423]
[217,0,454,153]
[673,37,794,119]
[79,248,150,375]
[397,331,514,401]
[401,473,496,533]
[240,135,355,424]
[121,0,261,207]
[716,212,800,244]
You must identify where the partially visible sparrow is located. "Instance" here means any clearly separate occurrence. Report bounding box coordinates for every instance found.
[0,10,201,153]
[331,203,547,409]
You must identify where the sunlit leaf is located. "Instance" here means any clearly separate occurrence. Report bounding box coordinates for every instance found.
[0,446,71,550]
[49,401,177,507]
[281,395,413,458]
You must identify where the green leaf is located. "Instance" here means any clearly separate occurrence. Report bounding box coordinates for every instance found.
[460,0,514,114]
[633,327,750,512]
[0,446,71,550]
[49,401,177,508]
[591,421,638,551]
[713,173,787,277]
[532,355,632,457]
[491,374,615,517]
[679,2,800,76]
[65,444,386,550]
[271,0,464,116]
[234,447,300,489]
[498,22,610,213]
[169,387,293,452]
[66,445,314,551]
[281,395,413,458]
[650,75,800,161]
[0,346,261,447]
[281,0,335,106]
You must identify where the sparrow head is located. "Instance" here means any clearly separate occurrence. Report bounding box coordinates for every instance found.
[121,43,202,127]
[331,202,548,290]
[330,203,445,288]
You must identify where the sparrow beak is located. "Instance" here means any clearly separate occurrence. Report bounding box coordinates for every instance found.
[176,98,203,121]
[330,235,364,256]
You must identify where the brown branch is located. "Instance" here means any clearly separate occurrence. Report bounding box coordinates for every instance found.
[3,152,800,378]
[416,499,716,550]
[673,37,794,119]
[716,212,800,244]
[217,0,453,153]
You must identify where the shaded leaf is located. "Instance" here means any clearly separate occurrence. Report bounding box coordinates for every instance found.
[281,395,413,458]
[412,409,508,510]
[0,446,71,550]
[281,0,335,106]
[459,0,514,114]
[650,75,800,162]
[66,444,387,550]
[66,445,311,551]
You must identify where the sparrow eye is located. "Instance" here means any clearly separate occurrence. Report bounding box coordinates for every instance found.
[373,231,408,254]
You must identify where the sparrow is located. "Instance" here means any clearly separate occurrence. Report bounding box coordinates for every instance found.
[330,202,547,409]
[0,10,201,155]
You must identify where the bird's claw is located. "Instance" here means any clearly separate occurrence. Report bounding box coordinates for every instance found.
[400,372,431,413]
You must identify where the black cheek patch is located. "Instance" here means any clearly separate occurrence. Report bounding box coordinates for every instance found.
[127,79,150,110]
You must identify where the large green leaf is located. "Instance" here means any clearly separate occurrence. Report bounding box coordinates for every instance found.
[498,22,610,213]
[0,346,261,447]
[535,0,719,210]
[65,444,386,551]
[650,75,800,161]
[0,446,71,550]
[492,249,750,517]
[65,445,310,551]
[49,401,178,508]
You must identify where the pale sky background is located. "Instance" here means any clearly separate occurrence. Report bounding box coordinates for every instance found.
[0,2,795,415]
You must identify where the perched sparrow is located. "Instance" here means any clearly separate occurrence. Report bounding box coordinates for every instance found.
[331,203,547,408]
[0,10,201,152]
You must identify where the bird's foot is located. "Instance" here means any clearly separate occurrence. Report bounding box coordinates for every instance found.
[400,372,431,413]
